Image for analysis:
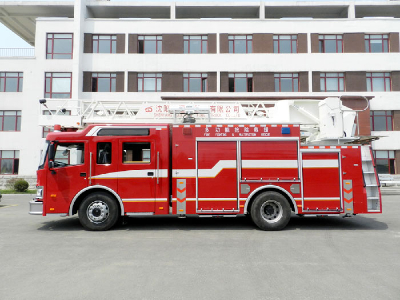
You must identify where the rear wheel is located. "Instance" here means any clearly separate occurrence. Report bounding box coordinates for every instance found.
[78,192,119,231]
[250,191,291,231]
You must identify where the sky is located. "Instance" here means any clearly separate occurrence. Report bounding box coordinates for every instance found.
[0,0,390,48]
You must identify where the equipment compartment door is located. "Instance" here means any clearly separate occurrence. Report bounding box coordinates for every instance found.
[302,151,342,212]
[241,140,299,181]
[197,141,238,212]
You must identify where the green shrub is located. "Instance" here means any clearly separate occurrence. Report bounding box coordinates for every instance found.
[14,179,29,192]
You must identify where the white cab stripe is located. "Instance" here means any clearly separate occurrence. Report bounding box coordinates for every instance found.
[91,169,168,179]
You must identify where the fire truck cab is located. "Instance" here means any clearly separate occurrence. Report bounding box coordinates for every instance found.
[30,97,382,230]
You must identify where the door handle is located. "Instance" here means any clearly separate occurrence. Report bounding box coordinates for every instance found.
[147,172,154,176]
[80,173,86,177]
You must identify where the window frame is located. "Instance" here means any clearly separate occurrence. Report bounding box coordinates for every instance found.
[0,72,23,92]
[92,34,117,54]
[0,110,21,132]
[46,33,73,59]
[365,34,389,53]
[228,73,253,92]
[274,73,299,92]
[318,34,343,53]
[53,143,85,168]
[138,73,162,92]
[273,35,298,53]
[44,72,72,98]
[0,150,19,175]
[91,73,117,92]
[374,150,395,174]
[138,35,162,54]
[228,35,253,54]
[370,111,393,131]
[320,72,345,92]
[122,142,151,164]
[366,72,391,92]
[184,35,208,54]
[183,73,208,92]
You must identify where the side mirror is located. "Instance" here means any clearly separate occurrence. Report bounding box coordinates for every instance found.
[48,143,55,161]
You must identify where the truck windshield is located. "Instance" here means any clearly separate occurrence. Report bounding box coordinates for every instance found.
[38,141,49,169]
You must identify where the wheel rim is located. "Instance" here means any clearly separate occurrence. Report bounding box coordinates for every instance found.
[87,200,109,224]
[260,200,283,223]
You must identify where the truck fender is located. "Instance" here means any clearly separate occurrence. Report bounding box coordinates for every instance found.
[244,185,298,215]
[69,185,125,216]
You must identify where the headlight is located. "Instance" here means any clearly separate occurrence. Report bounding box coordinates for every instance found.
[36,186,43,199]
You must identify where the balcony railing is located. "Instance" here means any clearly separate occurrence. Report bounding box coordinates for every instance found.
[0,48,35,57]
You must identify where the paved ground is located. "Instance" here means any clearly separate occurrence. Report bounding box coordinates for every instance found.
[0,194,399,300]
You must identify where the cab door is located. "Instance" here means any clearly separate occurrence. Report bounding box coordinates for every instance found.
[45,141,88,214]
[117,138,157,213]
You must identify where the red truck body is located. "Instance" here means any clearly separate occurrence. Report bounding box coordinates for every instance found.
[31,123,382,230]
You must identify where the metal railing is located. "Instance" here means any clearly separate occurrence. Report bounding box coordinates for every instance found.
[0,48,35,57]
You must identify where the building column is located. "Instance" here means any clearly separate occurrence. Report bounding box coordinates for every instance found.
[72,0,86,101]
[170,3,176,19]
[348,3,356,19]
[260,2,265,19]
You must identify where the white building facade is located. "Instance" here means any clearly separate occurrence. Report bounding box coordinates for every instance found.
[1,0,400,187]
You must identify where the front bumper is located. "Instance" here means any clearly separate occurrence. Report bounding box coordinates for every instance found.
[29,200,43,215]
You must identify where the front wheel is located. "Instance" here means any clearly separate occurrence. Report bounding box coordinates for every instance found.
[250,191,291,231]
[78,192,119,231]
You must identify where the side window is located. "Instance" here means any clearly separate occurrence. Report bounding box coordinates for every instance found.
[97,142,112,164]
[122,142,151,163]
[54,143,84,167]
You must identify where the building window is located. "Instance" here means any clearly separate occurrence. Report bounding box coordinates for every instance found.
[370,111,393,131]
[228,35,252,53]
[274,73,299,92]
[92,35,117,53]
[374,150,395,174]
[42,110,71,138]
[228,73,253,92]
[138,73,162,92]
[0,150,19,174]
[0,111,21,132]
[365,34,389,53]
[184,35,208,54]
[46,33,73,59]
[319,35,343,53]
[45,73,72,98]
[91,73,116,92]
[273,35,297,53]
[366,72,391,92]
[184,73,207,92]
[0,72,23,92]
[320,73,345,92]
[138,36,162,54]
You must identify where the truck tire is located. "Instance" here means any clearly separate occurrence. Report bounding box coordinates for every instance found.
[78,192,119,231]
[250,191,291,231]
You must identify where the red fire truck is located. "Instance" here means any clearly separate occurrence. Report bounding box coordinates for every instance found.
[30,98,382,230]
